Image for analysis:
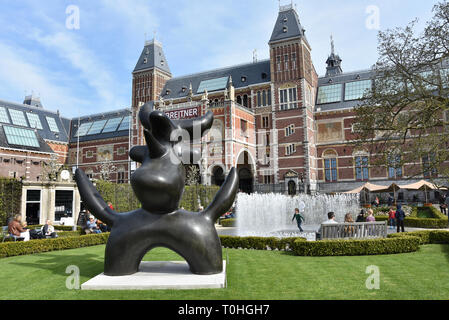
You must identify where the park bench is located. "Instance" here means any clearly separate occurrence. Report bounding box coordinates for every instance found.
[1,226,24,242]
[320,221,388,240]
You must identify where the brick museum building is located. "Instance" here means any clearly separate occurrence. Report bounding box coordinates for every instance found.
[0,5,447,224]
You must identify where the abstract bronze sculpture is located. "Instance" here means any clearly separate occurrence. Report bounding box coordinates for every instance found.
[75,102,238,276]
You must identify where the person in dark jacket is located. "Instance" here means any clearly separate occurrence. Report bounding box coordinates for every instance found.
[395,204,406,233]
[292,208,305,232]
[356,210,365,222]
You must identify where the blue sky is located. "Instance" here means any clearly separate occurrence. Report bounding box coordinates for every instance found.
[0,0,441,118]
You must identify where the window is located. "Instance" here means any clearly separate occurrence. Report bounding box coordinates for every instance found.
[324,158,337,182]
[285,124,295,137]
[262,116,269,128]
[102,117,124,133]
[268,89,272,105]
[0,107,10,123]
[87,120,107,135]
[263,175,271,184]
[285,144,296,156]
[284,54,289,70]
[117,171,126,184]
[75,122,93,137]
[422,153,438,178]
[26,113,43,130]
[317,84,343,104]
[3,126,40,147]
[279,87,298,110]
[243,95,248,108]
[344,80,372,101]
[291,53,296,70]
[9,109,28,127]
[262,91,267,106]
[118,116,131,131]
[257,91,261,107]
[45,116,59,132]
[197,76,229,93]
[388,155,402,179]
[236,95,242,105]
[355,156,369,180]
[240,119,248,136]
[277,56,281,72]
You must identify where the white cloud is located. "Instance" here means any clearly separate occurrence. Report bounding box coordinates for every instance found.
[0,41,88,114]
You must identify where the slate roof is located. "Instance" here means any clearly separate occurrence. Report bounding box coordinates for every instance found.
[68,108,131,144]
[0,99,70,153]
[269,6,308,44]
[133,39,171,75]
[315,69,375,112]
[161,60,271,100]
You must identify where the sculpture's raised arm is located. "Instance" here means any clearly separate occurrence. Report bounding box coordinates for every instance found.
[75,169,118,226]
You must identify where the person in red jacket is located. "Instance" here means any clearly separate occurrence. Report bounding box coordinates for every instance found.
[388,207,396,230]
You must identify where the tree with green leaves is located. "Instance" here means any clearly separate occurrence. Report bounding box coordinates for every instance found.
[353,1,449,187]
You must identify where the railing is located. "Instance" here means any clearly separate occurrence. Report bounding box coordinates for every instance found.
[321,221,388,240]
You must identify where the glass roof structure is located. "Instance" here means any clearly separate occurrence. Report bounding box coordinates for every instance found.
[196,76,229,93]
[3,125,40,148]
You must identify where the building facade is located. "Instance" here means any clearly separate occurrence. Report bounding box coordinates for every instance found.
[1,4,448,225]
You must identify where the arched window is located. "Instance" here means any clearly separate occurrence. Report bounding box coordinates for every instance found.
[243,95,248,108]
[257,91,261,107]
[236,95,242,105]
[323,150,338,182]
[262,90,267,106]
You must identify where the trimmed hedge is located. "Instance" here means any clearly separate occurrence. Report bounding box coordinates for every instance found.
[0,233,110,258]
[374,206,448,229]
[219,236,305,251]
[220,218,236,227]
[292,236,421,256]
[28,225,82,232]
[388,230,449,245]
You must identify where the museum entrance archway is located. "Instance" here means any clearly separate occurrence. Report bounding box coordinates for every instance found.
[236,150,255,194]
[288,180,297,196]
[211,166,225,186]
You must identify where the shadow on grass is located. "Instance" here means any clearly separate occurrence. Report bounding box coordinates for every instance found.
[10,252,104,278]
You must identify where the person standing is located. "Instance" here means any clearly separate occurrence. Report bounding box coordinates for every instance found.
[445,194,449,216]
[388,207,396,230]
[395,204,406,233]
[292,208,305,232]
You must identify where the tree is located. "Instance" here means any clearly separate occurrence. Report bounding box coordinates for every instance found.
[185,164,200,186]
[353,1,449,186]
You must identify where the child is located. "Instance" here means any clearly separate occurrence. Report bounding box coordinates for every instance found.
[292,208,305,232]
[388,207,396,229]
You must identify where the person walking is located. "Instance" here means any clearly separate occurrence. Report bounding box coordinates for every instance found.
[292,208,305,232]
[395,204,406,233]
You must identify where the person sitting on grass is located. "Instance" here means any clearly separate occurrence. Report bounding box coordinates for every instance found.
[85,216,102,234]
[8,214,30,241]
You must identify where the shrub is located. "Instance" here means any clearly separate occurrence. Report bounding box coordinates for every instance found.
[388,230,449,245]
[292,236,421,256]
[0,233,109,258]
[375,206,448,229]
[219,235,306,251]
[220,218,236,227]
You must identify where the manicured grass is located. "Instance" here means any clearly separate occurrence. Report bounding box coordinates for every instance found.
[0,244,448,300]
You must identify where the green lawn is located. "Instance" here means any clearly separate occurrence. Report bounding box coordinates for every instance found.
[0,244,448,300]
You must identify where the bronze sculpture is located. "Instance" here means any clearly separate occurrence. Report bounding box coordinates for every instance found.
[75,102,238,276]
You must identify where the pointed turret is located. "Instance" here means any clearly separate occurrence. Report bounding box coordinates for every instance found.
[133,39,171,76]
[269,4,308,45]
[325,35,343,77]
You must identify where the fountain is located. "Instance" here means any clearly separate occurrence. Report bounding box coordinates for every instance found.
[236,193,360,241]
